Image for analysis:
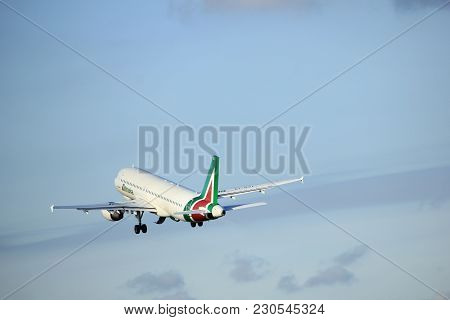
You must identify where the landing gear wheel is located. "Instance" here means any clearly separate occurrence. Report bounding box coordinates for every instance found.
[198,222,203,227]
[133,211,148,235]
[190,222,196,228]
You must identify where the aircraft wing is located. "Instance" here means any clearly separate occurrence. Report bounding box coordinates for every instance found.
[218,177,303,198]
[50,199,156,213]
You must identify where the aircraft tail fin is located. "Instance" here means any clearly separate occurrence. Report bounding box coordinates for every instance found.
[184,155,219,211]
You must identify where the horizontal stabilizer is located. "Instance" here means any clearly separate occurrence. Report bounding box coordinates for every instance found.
[223,202,267,211]
[171,210,208,222]
[219,177,303,198]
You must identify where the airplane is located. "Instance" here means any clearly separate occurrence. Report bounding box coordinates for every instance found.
[51,156,303,235]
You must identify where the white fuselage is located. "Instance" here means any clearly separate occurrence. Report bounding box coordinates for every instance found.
[114,168,197,217]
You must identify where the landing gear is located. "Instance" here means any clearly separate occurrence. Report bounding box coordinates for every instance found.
[134,211,147,235]
[190,222,204,228]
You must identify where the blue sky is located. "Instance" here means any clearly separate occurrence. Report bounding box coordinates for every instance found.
[1,0,450,299]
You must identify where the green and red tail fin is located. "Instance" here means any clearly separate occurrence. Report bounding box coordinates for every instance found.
[184,155,219,211]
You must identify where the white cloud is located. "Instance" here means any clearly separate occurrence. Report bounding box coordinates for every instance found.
[228,252,270,283]
[278,274,302,292]
[304,265,355,287]
[126,270,185,295]
[278,245,368,293]
[334,245,368,266]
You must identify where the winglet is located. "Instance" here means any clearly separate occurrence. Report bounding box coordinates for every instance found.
[50,205,55,213]
[300,176,304,183]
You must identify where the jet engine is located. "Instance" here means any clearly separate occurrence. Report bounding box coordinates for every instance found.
[207,205,226,219]
[101,210,124,221]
